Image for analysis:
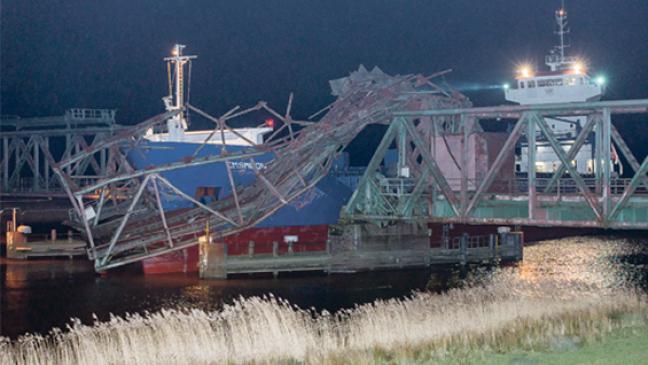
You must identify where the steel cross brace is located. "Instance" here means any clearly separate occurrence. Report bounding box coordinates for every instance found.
[607,155,648,221]
[464,113,529,217]
[532,113,603,221]
[98,175,151,267]
[543,115,596,193]
[400,117,461,216]
[344,119,400,216]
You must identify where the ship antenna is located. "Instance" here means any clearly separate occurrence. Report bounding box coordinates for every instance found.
[163,44,197,137]
[546,1,571,71]
[556,1,569,63]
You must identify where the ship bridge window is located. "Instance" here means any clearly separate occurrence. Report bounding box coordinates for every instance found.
[537,78,564,87]
[519,81,525,89]
[528,81,536,88]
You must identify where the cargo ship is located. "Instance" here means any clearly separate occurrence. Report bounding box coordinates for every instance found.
[130,45,358,274]
[435,4,614,243]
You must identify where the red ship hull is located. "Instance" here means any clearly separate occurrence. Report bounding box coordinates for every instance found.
[142,225,329,274]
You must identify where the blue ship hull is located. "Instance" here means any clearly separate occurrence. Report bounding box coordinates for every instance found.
[127,141,353,228]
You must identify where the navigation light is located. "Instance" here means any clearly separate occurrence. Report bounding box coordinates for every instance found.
[517,65,533,78]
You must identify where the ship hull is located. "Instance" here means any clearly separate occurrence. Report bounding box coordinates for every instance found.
[127,140,352,274]
[142,224,330,274]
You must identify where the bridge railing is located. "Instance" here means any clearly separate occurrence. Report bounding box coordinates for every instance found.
[373,176,648,201]
[441,177,648,196]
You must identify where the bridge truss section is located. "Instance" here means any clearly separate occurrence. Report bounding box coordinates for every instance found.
[0,109,122,197]
[343,99,648,230]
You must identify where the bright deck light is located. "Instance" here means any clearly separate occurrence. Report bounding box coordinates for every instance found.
[572,62,585,75]
[595,75,606,86]
[517,65,533,78]
[502,83,510,90]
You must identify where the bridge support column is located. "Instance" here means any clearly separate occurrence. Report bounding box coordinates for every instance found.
[527,115,536,219]
[33,140,40,192]
[460,115,471,212]
[44,138,50,191]
[2,137,8,191]
[595,116,603,194]
[602,108,612,219]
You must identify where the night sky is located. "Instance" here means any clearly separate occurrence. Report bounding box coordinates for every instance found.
[2,1,648,134]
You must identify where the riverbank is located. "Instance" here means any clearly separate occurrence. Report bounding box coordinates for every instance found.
[336,305,648,365]
[1,279,646,364]
[477,325,648,365]
[1,236,647,364]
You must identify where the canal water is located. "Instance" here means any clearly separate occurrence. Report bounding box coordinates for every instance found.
[1,234,647,340]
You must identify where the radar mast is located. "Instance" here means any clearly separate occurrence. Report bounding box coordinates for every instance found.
[545,1,577,71]
[163,44,197,138]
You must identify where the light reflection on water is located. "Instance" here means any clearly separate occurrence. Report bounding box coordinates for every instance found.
[1,235,647,339]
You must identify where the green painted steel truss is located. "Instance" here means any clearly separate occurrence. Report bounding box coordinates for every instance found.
[343,99,648,229]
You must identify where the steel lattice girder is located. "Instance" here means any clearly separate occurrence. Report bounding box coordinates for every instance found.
[346,98,648,229]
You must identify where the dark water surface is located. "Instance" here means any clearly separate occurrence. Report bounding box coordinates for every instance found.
[2,234,647,340]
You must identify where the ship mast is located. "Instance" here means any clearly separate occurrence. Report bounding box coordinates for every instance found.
[163,44,197,138]
[546,1,575,71]
[556,1,568,64]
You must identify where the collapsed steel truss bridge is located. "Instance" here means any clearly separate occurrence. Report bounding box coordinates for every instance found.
[48,66,648,272]
[53,67,467,271]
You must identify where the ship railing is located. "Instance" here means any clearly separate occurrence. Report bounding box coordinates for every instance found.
[545,54,578,66]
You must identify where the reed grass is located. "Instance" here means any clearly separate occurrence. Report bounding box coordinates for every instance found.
[1,237,646,365]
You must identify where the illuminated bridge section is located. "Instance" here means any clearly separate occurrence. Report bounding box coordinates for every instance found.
[343,99,648,229]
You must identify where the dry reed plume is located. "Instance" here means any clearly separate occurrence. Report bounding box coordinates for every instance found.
[1,237,647,364]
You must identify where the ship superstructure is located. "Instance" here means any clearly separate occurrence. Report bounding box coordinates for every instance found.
[504,5,611,175]
[129,44,357,273]
[145,44,272,146]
